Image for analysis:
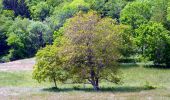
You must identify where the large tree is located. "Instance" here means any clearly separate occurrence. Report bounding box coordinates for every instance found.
[61,11,127,90]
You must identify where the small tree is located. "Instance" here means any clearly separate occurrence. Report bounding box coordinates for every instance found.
[62,11,126,90]
[33,43,69,88]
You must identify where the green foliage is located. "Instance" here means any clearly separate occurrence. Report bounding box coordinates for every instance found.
[0,15,12,59]
[67,0,90,8]
[167,1,170,22]
[118,24,134,57]
[46,0,64,7]
[6,17,31,60]
[27,21,52,48]
[1,0,170,72]
[33,45,69,88]
[119,0,170,66]
[135,22,170,66]
[150,0,169,23]
[30,2,50,21]
[48,0,90,30]
[5,18,51,60]
[1,10,15,18]
[144,81,157,90]
[92,0,127,19]
[0,0,2,12]
[120,1,151,29]
[60,11,128,90]
[73,85,81,90]
[3,0,30,18]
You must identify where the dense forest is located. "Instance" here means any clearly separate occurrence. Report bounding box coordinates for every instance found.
[1,0,170,66]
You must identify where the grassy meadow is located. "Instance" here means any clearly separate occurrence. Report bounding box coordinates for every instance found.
[0,63,170,100]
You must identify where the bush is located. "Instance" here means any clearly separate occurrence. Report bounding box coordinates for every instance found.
[73,85,81,90]
[144,81,157,90]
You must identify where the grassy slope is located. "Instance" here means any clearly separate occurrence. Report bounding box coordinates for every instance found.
[0,64,170,99]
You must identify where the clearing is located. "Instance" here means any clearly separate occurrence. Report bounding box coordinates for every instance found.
[0,59,170,100]
[0,58,35,71]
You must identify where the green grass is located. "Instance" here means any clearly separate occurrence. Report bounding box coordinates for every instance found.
[121,64,170,88]
[0,71,52,87]
[1,64,170,99]
[0,64,170,89]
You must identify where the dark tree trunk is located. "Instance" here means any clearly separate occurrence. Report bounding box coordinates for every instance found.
[93,85,99,91]
[53,78,57,88]
[90,70,100,91]
[86,38,100,91]
[91,78,100,91]
[96,78,99,90]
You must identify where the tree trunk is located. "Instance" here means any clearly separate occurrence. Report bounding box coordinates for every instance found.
[90,77,100,91]
[92,79,100,91]
[93,85,99,91]
[95,78,100,91]
[96,78,99,90]
[53,78,57,88]
[86,39,100,91]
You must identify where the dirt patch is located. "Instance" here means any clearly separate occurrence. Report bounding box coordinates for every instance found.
[0,58,35,71]
[0,87,41,100]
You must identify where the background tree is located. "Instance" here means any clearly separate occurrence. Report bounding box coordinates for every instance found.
[167,1,170,22]
[0,0,2,12]
[91,0,127,19]
[27,21,52,49]
[150,0,169,24]
[46,0,64,7]
[30,1,50,21]
[0,7,13,62]
[166,0,170,30]
[3,0,30,18]
[6,17,31,60]
[120,1,152,61]
[5,18,51,60]
[120,1,151,30]
[1,10,15,18]
[47,0,90,31]
[135,22,170,66]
